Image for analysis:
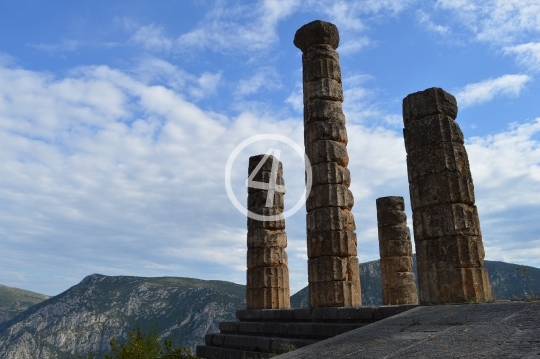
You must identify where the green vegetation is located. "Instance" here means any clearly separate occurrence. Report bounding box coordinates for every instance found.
[0,284,50,324]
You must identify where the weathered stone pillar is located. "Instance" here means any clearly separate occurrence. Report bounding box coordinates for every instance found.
[294,20,361,308]
[376,196,418,305]
[403,87,492,304]
[246,154,290,309]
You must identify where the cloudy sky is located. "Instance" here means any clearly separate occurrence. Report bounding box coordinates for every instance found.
[1,0,539,296]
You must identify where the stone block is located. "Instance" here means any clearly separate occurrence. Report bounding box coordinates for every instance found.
[306,184,354,211]
[406,142,471,182]
[304,44,339,62]
[380,256,413,273]
[304,98,345,126]
[436,267,492,303]
[246,287,291,309]
[247,229,287,248]
[412,203,481,241]
[307,207,355,233]
[310,162,350,186]
[415,236,485,269]
[378,225,411,241]
[377,210,407,228]
[308,256,359,282]
[293,308,312,321]
[382,284,419,305]
[293,20,340,52]
[219,322,239,333]
[247,172,285,194]
[307,231,357,258]
[248,191,284,210]
[303,57,341,83]
[306,78,343,102]
[402,87,458,125]
[247,209,285,230]
[205,333,213,345]
[409,172,475,209]
[248,154,283,174]
[304,120,347,145]
[247,247,288,268]
[247,267,289,288]
[381,271,417,287]
[308,280,361,308]
[403,115,464,153]
[378,239,413,258]
[375,196,405,211]
[306,140,348,166]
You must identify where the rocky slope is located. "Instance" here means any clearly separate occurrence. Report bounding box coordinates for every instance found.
[0,285,49,324]
[0,275,244,359]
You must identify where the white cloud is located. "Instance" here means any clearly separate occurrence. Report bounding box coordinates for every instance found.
[455,74,531,108]
[416,10,450,35]
[130,24,173,52]
[504,42,540,72]
[234,67,281,97]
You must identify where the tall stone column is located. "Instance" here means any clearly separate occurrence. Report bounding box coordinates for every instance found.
[294,20,361,308]
[403,87,492,304]
[246,154,291,309]
[376,196,418,305]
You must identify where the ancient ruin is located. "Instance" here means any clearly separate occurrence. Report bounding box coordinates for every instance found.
[294,20,361,308]
[246,154,291,309]
[403,87,492,304]
[376,196,418,305]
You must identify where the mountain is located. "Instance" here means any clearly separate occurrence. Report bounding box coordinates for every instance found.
[0,284,49,324]
[0,274,245,359]
[290,258,540,307]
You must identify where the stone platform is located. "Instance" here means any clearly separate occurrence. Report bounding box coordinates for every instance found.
[196,305,418,359]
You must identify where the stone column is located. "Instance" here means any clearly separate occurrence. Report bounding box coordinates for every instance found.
[376,196,418,305]
[403,87,492,304]
[294,20,361,308]
[246,154,291,309]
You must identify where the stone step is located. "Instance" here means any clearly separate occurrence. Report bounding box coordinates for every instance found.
[219,321,366,339]
[196,345,271,359]
[205,333,318,353]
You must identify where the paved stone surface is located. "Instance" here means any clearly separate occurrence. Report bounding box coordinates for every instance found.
[403,88,492,304]
[274,301,540,359]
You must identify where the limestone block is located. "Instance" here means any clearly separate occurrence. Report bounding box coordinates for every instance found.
[248,191,284,210]
[247,247,288,268]
[304,44,339,62]
[375,196,405,211]
[303,58,341,83]
[380,256,413,273]
[310,162,350,186]
[377,210,407,228]
[381,271,417,287]
[247,267,289,288]
[378,239,413,258]
[304,99,345,126]
[403,115,464,153]
[308,256,358,282]
[307,231,357,258]
[308,281,362,308]
[378,225,411,241]
[409,172,475,209]
[402,87,458,125]
[406,142,471,182]
[304,120,348,145]
[382,284,419,305]
[307,207,355,233]
[246,287,291,309]
[416,236,485,269]
[247,209,285,230]
[248,154,283,174]
[306,140,349,166]
[247,229,287,248]
[434,267,493,303]
[293,20,340,52]
[306,184,354,211]
[307,78,344,102]
[412,203,481,241]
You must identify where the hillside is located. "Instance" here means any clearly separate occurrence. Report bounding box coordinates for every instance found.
[0,284,49,324]
[0,274,244,359]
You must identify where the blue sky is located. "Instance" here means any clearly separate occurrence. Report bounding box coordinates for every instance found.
[0,0,539,296]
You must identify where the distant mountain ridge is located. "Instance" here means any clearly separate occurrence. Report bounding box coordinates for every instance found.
[0,259,539,358]
[0,284,50,324]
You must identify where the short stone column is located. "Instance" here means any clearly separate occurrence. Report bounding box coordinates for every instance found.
[294,20,361,308]
[246,154,290,309]
[403,87,492,304]
[376,196,418,305]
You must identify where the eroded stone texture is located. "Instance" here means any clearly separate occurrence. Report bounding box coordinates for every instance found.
[402,87,492,304]
[376,196,419,305]
[295,20,361,308]
[246,154,291,309]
